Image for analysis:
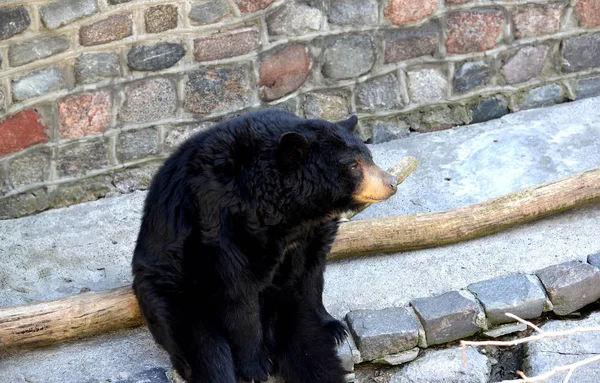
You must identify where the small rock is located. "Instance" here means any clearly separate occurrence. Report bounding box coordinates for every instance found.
[502,46,549,85]
[391,347,491,383]
[453,60,490,93]
[40,0,98,30]
[303,91,350,121]
[407,68,447,104]
[383,22,438,63]
[12,66,65,101]
[562,33,600,73]
[185,65,255,115]
[471,96,509,124]
[411,290,483,346]
[119,78,177,123]
[145,5,178,34]
[117,127,160,162]
[9,150,51,188]
[588,252,600,268]
[267,2,323,36]
[80,13,133,46]
[322,34,375,80]
[373,348,420,366]
[258,44,311,101]
[235,0,276,13]
[114,367,170,383]
[0,6,30,41]
[467,274,548,325]
[8,36,69,67]
[189,0,230,24]
[75,52,121,84]
[536,260,600,315]
[328,0,378,26]
[518,84,564,110]
[111,161,162,194]
[575,76,600,99]
[484,323,527,338]
[128,43,185,71]
[357,74,401,112]
[346,307,420,361]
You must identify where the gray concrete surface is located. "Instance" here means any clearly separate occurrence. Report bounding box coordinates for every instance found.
[1,97,600,382]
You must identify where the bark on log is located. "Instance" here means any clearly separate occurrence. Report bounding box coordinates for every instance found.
[1,166,599,350]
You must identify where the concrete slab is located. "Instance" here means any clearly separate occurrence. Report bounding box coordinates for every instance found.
[1,97,600,382]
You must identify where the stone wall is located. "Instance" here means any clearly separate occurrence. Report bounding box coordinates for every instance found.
[1,0,600,218]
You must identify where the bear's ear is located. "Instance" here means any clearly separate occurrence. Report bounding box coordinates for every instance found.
[277,132,310,168]
[337,115,358,132]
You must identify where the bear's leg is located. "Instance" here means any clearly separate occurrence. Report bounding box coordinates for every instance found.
[274,299,348,383]
[219,293,272,382]
[302,226,348,344]
[133,278,237,383]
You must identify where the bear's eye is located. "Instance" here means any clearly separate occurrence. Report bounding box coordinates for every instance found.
[350,162,359,170]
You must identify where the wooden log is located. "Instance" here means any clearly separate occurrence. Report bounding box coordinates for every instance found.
[1,165,599,350]
[330,166,600,260]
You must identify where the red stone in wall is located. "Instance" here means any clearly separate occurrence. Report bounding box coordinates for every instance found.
[58,91,111,138]
[577,0,600,28]
[446,10,503,54]
[384,0,438,26]
[258,44,311,101]
[0,110,48,156]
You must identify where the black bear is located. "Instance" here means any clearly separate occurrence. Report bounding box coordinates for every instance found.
[132,109,397,383]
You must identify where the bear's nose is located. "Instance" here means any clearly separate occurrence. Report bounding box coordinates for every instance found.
[388,175,398,191]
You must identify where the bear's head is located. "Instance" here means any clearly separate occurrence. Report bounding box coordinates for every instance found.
[276,115,397,219]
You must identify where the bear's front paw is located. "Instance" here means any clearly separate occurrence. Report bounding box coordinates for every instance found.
[324,319,349,345]
[238,347,272,382]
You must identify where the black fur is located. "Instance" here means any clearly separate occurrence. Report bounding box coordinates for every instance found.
[132,109,372,383]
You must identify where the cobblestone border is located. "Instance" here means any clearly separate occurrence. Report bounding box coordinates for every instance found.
[338,251,600,376]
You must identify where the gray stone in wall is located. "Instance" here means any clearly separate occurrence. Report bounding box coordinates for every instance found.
[119,78,177,123]
[471,96,509,124]
[75,52,121,84]
[0,87,5,113]
[407,68,447,104]
[411,291,483,346]
[345,307,419,361]
[328,0,378,26]
[588,252,600,268]
[502,46,549,85]
[575,76,600,99]
[11,66,66,102]
[518,84,564,110]
[370,119,410,144]
[111,161,162,194]
[189,0,230,24]
[383,23,438,63]
[127,43,186,71]
[0,6,30,41]
[114,367,170,383]
[9,150,51,189]
[562,33,600,73]
[40,0,99,30]
[467,274,547,325]
[322,35,375,80]
[357,74,401,112]
[57,140,110,178]
[164,122,214,152]
[303,91,350,121]
[185,65,256,115]
[117,128,160,162]
[373,348,419,366]
[453,60,489,93]
[391,347,491,383]
[8,36,70,67]
[536,260,600,315]
[267,1,323,36]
